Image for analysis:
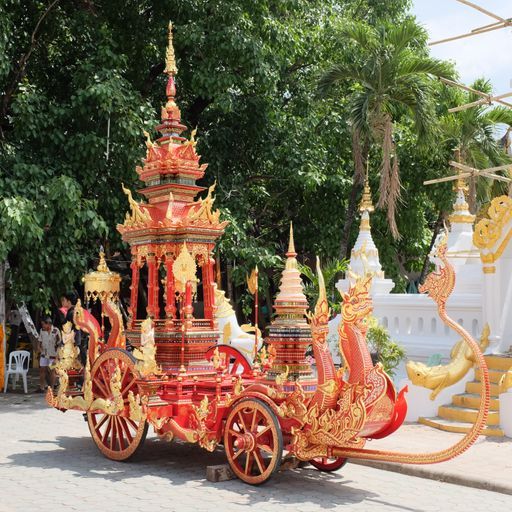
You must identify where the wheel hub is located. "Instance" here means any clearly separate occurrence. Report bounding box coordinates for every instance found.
[234,432,256,452]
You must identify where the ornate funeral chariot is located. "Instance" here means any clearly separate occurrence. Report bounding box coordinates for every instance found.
[47,23,491,485]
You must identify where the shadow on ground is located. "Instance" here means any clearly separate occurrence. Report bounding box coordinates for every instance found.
[3,435,419,511]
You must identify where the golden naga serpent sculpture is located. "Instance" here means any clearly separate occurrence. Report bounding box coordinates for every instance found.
[331,239,490,464]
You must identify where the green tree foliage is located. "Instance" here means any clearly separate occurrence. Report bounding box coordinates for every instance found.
[366,317,405,377]
[298,258,347,314]
[0,0,500,316]
[437,79,512,212]
[317,18,453,242]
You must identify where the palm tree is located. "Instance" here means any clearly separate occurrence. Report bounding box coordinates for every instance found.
[317,19,453,250]
[417,80,512,285]
[439,79,512,212]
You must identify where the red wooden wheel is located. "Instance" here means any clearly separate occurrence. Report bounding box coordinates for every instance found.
[224,398,283,485]
[206,345,252,376]
[87,349,147,461]
[309,456,348,472]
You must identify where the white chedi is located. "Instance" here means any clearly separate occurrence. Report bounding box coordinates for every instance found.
[336,210,394,297]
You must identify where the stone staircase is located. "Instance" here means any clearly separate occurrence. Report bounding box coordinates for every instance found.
[419,354,512,437]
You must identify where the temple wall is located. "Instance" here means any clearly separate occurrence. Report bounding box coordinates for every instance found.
[328,293,482,382]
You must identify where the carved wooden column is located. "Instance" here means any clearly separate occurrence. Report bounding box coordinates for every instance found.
[129,256,140,329]
[203,255,216,321]
[146,252,159,319]
[164,254,176,327]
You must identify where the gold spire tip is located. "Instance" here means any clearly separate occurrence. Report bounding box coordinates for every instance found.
[359,178,374,213]
[287,221,296,255]
[164,21,178,75]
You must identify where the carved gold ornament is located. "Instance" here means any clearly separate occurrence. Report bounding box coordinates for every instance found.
[172,243,198,293]
[46,358,124,415]
[128,391,147,422]
[55,322,82,372]
[275,365,290,386]
[121,183,152,227]
[233,376,244,396]
[132,317,161,377]
[474,195,512,262]
[186,182,222,225]
[192,395,218,452]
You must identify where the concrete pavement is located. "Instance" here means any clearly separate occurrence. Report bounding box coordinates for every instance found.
[1,385,511,511]
[352,422,512,495]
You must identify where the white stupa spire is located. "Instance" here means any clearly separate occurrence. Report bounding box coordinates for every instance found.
[336,176,394,296]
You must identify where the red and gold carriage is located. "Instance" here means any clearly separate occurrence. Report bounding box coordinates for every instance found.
[47,23,490,485]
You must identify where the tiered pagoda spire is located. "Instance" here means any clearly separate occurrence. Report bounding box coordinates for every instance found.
[266,223,315,389]
[273,223,309,318]
[117,22,227,372]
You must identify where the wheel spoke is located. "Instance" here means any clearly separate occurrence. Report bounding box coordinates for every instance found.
[259,443,273,455]
[121,375,137,396]
[253,448,266,475]
[232,448,244,460]
[126,418,138,430]
[99,366,111,397]
[244,452,252,475]
[94,371,110,398]
[118,417,133,444]
[237,412,248,433]
[101,417,112,444]
[94,413,109,434]
[256,425,271,438]
[251,409,258,431]
[116,418,127,450]
[109,417,117,450]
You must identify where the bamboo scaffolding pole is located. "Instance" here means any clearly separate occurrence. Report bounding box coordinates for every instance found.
[456,0,505,22]
[430,22,510,46]
[424,161,512,187]
[448,92,512,113]
[450,161,512,175]
[430,0,511,46]
[439,78,512,112]
[424,174,471,186]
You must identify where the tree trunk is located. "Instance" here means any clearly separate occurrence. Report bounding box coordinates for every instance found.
[339,132,368,260]
[339,177,362,260]
[418,211,445,285]
[0,261,7,385]
[226,261,234,301]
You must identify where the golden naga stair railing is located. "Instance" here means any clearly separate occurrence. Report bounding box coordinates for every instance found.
[331,241,490,464]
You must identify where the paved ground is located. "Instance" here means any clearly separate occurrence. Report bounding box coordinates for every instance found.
[1,383,511,512]
[352,422,512,495]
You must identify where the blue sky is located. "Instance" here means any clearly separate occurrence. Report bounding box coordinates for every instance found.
[411,1,511,93]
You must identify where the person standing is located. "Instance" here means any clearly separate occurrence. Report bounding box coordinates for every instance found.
[7,306,21,355]
[37,317,61,392]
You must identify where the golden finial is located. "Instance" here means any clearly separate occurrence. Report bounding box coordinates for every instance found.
[359,161,374,213]
[164,21,178,75]
[97,250,108,272]
[287,221,296,255]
